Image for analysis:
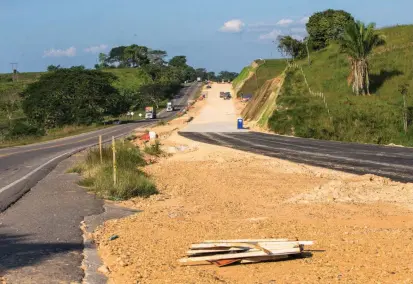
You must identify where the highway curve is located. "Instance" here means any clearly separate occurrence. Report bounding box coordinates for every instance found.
[0,82,201,211]
[179,131,413,183]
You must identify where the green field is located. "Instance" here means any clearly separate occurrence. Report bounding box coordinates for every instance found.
[236,25,413,146]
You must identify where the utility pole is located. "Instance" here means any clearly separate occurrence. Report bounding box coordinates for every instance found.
[10,63,18,82]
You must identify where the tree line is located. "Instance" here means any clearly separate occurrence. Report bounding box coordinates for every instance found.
[6,44,238,135]
[276,9,386,96]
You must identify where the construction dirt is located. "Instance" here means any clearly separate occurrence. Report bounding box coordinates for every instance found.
[93,83,413,284]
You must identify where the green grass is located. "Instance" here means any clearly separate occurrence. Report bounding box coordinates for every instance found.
[0,124,110,148]
[236,59,286,96]
[144,140,162,156]
[104,68,152,90]
[238,24,413,146]
[232,66,252,89]
[75,141,157,200]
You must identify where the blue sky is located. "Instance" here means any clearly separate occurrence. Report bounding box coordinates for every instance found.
[1,0,412,74]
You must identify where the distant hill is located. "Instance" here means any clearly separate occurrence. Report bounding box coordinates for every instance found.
[234,24,413,146]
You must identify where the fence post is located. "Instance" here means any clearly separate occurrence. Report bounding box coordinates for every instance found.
[99,135,103,164]
[112,136,117,186]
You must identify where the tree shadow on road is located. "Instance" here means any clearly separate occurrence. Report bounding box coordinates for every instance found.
[0,232,82,272]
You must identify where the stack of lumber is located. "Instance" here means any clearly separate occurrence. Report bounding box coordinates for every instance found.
[179,239,313,267]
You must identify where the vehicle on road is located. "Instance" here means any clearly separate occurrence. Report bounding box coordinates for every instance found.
[219,92,225,98]
[206,85,212,89]
[145,106,157,119]
[166,101,175,112]
[223,92,231,100]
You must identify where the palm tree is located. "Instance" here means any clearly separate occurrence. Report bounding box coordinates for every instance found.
[340,21,384,95]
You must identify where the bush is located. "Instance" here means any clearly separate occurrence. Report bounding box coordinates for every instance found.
[74,141,157,200]
[144,140,162,156]
[6,120,45,138]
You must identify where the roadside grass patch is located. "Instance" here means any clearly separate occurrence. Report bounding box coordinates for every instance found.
[67,164,84,174]
[144,140,162,156]
[73,141,157,200]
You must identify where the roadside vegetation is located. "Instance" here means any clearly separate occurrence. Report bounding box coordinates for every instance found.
[70,141,158,200]
[234,59,286,97]
[235,9,413,146]
[0,44,238,147]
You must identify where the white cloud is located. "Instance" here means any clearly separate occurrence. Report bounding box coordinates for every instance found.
[259,29,283,40]
[84,44,108,54]
[299,16,310,24]
[276,19,294,26]
[292,34,305,41]
[43,47,76,57]
[291,27,307,33]
[219,19,245,33]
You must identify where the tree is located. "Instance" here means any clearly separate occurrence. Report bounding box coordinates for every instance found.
[138,82,172,109]
[124,45,150,67]
[47,65,61,72]
[340,20,384,95]
[307,9,354,50]
[184,66,197,81]
[169,56,187,68]
[277,36,306,60]
[148,50,167,65]
[217,71,239,82]
[0,94,20,126]
[207,71,216,81]
[21,69,125,128]
[107,46,127,65]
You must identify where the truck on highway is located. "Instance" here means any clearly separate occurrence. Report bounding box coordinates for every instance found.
[166,101,175,112]
[145,106,157,119]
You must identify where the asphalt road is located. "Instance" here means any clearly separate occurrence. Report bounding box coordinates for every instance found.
[0,82,201,211]
[0,82,201,283]
[179,131,413,183]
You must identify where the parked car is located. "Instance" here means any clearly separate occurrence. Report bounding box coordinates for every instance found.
[219,92,225,98]
[223,93,231,100]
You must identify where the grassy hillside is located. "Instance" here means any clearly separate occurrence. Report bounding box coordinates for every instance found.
[234,59,286,97]
[104,68,152,90]
[241,25,413,146]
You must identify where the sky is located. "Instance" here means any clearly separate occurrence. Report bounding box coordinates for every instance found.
[1,0,412,74]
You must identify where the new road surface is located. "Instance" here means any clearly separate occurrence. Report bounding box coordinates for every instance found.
[0,82,201,283]
[180,82,413,183]
[180,131,413,183]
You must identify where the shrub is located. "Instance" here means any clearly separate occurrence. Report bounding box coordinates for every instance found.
[73,141,157,200]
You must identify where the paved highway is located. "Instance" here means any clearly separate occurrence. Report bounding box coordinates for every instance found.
[0,83,201,282]
[179,131,413,183]
[0,82,201,211]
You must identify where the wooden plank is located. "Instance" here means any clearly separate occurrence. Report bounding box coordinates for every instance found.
[179,247,301,264]
[190,241,309,250]
[199,240,314,245]
[187,248,248,255]
[203,238,290,243]
[240,255,289,264]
